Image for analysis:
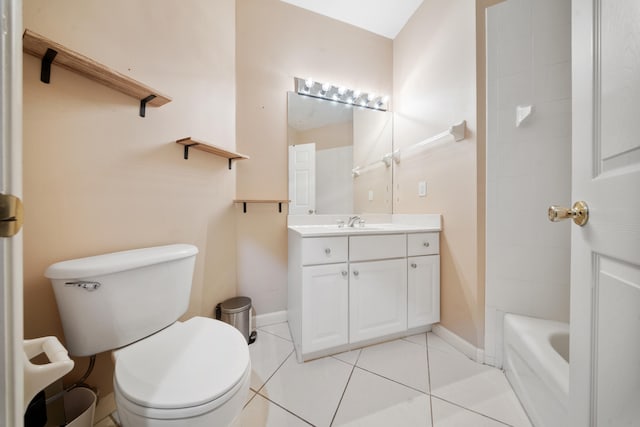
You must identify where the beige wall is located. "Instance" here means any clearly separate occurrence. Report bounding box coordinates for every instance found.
[23,0,237,395]
[293,122,353,151]
[236,0,393,314]
[393,0,483,347]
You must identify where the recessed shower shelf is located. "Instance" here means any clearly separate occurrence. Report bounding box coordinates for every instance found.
[234,200,290,213]
[22,29,172,117]
[176,138,249,169]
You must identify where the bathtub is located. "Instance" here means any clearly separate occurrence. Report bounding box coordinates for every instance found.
[503,314,569,427]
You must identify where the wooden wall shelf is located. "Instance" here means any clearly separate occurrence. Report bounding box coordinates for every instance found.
[22,29,171,117]
[234,200,290,213]
[176,138,249,169]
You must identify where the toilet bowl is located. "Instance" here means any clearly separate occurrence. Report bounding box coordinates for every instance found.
[45,244,250,427]
[113,317,250,427]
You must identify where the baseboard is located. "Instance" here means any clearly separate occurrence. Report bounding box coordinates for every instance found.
[432,324,485,364]
[255,310,287,328]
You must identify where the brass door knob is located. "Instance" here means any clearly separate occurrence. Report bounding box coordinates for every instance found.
[548,201,589,226]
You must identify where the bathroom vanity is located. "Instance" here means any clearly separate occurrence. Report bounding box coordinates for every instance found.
[287,218,440,362]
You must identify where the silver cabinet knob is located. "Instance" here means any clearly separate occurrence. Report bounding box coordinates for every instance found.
[423,242,430,247]
[411,263,417,268]
[341,270,348,277]
[325,248,331,255]
[353,270,359,276]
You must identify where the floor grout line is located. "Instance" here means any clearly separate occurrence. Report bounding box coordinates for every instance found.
[256,327,292,342]
[328,359,357,427]
[253,349,295,396]
[426,332,434,427]
[255,392,316,426]
[251,348,316,426]
[430,395,516,427]
[353,365,429,396]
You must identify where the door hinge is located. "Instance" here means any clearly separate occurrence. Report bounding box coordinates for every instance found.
[0,193,23,237]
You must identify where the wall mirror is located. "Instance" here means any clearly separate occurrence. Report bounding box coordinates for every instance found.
[287,92,393,215]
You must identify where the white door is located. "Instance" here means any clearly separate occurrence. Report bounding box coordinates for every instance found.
[569,0,640,425]
[1,0,24,425]
[301,263,349,354]
[288,143,316,215]
[349,259,407,343]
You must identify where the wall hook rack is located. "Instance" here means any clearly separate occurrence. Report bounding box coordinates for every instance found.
[23,29,172,118]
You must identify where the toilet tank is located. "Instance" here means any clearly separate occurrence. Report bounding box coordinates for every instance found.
[45,244,198,357]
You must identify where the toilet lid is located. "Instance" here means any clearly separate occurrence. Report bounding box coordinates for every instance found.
[114,317,250,410]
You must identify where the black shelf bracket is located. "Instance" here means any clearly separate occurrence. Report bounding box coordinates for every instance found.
[229,159,233,170]
[183,143,198,160]
[41,48,58,83]
[238,202,286,214]
[139,94,156,118]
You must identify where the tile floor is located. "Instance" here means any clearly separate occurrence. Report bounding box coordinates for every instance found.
[93,322,533,427]
[232,322,532,427]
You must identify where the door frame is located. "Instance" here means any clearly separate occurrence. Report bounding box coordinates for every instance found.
[1,0,24,424]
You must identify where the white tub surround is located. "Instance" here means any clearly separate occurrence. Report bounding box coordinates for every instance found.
[484,0,571,369]
[503,314,569,427]
[287,215,441,362]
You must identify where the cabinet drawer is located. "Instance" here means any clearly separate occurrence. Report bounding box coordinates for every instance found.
[302,237,348,265]
[349,234,406,261]
[407,233,439,256]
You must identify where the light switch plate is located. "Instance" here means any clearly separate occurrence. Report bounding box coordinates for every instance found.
[368,190,374,201]
[418,181,427,197]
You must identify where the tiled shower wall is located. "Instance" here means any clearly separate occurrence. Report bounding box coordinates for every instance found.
[484,0,571,367]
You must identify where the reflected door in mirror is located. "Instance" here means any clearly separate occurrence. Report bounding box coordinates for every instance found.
[288,143,316,214]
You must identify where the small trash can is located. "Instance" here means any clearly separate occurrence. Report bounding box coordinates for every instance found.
[215,296,256,344]
[62,387,96,427]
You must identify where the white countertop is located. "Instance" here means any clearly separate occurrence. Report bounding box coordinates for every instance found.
[288,223,441,237]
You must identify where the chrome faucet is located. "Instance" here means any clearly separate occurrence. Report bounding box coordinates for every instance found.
[347,215,361,227]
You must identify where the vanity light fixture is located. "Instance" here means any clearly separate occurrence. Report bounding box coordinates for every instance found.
[294,77,389,111]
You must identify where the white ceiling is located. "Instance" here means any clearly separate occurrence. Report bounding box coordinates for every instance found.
[280,0,424,39]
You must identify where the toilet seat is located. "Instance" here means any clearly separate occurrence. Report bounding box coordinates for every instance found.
[113,316,250,419]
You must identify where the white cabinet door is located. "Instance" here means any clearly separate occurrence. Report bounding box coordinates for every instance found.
[349,259,407,343]
[407,255,440,328]
[302,263,349,354]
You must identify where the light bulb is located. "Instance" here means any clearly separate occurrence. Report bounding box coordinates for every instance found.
[321,83,331,93]
[338,86,347,96]
[304,78,314,89]
[353,90,361,99]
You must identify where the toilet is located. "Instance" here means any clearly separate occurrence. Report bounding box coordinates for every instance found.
[45,244,250,427]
